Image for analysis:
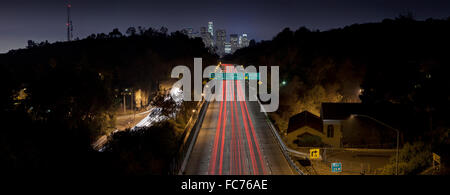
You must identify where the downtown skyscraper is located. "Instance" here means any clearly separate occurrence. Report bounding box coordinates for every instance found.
[208,22,214,37]
[215,29,226,57]
[194,21,250,57]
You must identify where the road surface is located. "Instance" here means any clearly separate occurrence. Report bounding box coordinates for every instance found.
[185,65,294,175]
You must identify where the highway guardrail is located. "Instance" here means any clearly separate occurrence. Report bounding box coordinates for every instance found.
[169,99,209,175]
[256,97,307,175]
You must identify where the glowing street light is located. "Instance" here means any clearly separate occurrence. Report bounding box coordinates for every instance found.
[281,80,287,86]
[350,114,400,175]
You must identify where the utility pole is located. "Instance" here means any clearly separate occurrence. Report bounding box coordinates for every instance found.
[123,93,126,113]
[132,89,136,122]
[130,89,135,121]
[351,114,400,175]
[130,89,133,114]
[66,3,73,41]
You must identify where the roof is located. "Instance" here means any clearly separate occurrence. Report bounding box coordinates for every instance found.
[320,103,423,132]
[321,103,415,119]
[287,111,323,134]
[320,103,363,120]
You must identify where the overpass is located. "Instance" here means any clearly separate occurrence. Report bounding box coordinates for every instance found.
[182,64,303,175]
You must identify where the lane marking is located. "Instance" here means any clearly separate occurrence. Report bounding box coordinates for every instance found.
[230,78,236,175]
[233,76,244,175]
[239,81,267,175]
[209,78,225,174]
[236,78,258,175]
[218,70,228,175]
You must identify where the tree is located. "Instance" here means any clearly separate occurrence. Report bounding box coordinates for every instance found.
[96,33,107,39]
[27,40,37,48]
[38,40,49,47]
[151,93,177,118]
[0,22,218,175]
[396,12,415,21]
[160,26,168,35]
[86,33,96,39]
[109,28,123,38]
[126,27,137,36]
[102,121,179,174]
[380,141,431,175]
[137,26,146,35]
[249,39,256,47]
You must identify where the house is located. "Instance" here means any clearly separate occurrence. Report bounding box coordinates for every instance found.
[320,103,422,148]
[287,103,421,149]
[286,111,342,148]
[320,103,362,148]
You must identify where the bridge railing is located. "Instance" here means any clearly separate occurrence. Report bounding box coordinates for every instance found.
[256,98,307,175]
[169,99,209,175]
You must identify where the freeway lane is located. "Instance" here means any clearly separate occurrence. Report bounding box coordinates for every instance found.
[184,65,294,175]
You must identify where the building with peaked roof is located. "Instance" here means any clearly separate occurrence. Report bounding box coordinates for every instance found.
[287,111,342,148]
[287,103,421,149]
[319,103,425,148]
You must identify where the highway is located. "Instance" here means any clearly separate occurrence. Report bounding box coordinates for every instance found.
[185,64,294,175]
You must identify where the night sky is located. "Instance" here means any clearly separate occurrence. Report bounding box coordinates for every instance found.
[1,0,449,53]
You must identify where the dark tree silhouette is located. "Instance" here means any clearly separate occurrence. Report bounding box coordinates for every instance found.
[0,26,217,176]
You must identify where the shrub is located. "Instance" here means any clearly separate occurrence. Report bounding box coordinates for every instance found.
[380,141,431,175]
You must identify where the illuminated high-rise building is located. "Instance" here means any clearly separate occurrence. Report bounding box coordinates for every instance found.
[200,26,214,49]
[208,21,214,37]
[224,42,231,54]
[195,21,248,55]
[215,29,226,57]
[239,35,243,47]
[230,34,239,53]
[241,33,249,47]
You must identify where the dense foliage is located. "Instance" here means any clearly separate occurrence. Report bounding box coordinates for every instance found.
[0,27,216,175]
[227,16,450,173]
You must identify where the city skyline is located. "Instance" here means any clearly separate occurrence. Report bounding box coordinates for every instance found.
[189,21,250,56]
[2,0,450,53]
[1,0,449,180]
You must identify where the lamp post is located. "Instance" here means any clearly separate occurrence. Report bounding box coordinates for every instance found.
[351,114,400,175]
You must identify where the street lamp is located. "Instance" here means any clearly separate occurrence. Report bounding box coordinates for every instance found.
[350,114,400,175]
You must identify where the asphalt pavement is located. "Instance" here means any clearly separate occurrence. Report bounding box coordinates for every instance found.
[185,65,294,175]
